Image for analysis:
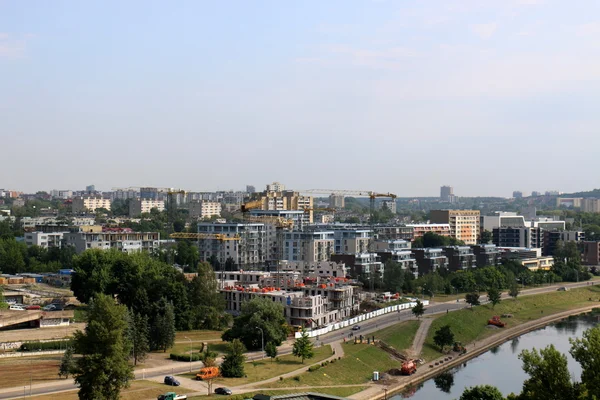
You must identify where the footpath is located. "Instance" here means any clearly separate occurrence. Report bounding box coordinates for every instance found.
[347,304,599,400]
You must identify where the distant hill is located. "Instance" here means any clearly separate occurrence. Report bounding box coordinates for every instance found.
[561,189,600,198]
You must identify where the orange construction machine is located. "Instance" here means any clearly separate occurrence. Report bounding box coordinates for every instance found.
[196,367,219,381]
[488,316,506,328]
[400,359,418,375]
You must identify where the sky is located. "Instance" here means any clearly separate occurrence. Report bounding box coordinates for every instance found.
[1,0,599,197]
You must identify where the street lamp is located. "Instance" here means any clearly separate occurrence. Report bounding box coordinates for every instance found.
[184,337,192,372]
[382,388,388,400]
[255,327,264,359]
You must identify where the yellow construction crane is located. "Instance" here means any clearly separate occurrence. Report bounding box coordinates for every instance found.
[240,199,263,213]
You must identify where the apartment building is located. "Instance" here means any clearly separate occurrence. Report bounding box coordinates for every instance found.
[406,224,451,238]
[543,230,585,256]
[442,246,476,271]
[556,197,582,208]
[376,248,417,277]
[583,241,600,265]
[283,231,335,262]
[129,198,165,217]
[72,196,112,213]
[111,189,139,201]
[379,200,397,213]
[50,190,73,199]
[331,253,382,282]
[472,244,500,267]
[279,261,349,279]
[63,230,160,253]
[329,195,345,208]
[197,222,272,267]
[333,228,371,254]
[480,212,526,232]
[253,185,314,223]
[411,248,448,275]
[375,226,415,241]
[188,201,222,219]
[24,231,67,249]
[582,198,600,213]
[430,210,480,245]
[440,186,454,202]
[492,227,543,249]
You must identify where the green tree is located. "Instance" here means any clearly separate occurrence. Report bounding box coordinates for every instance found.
[487,286,501,309]
[222,297,288,350]
[519,344,574,400]
[127,310,150,366]
[508,281,520,299]
[460,385,504,400]
[433,325,455,352]
[58,345,76,379]
[265,341,278,362]
[412,299,425,319]
[383,261,405,293]
[220,339,246,378]
[292,329,315,364]
[465,292,481,308]
[150,299,176,352]
[187,262,228,330]
[570,325,600,399]
[73,294,134,400]
[480,230,493,244]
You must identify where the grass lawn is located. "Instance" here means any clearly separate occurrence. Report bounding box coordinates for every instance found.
[166,341,229,356]
[421,285,600,362]
[73,307,88,323]
[191,386,367,399]
[373,320,420,352]
[0,355,62,389]
[28,380,193,400]
[260,342,399,389]
[178,346,333,387]
[175,330,224,342]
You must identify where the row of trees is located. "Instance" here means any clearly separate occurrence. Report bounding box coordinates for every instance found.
[0,236,75,274]
[71,249,231,337]
[458,325,600,399]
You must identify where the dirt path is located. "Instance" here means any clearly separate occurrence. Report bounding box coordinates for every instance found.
[0,324,85,343]
[407,318,432,359]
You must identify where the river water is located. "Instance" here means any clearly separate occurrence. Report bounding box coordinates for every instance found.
[395,313,600,399]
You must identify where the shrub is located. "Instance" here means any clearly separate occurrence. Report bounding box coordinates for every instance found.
[19,340,71,352]
[308,365,321,372]
[169,353,203,362]
[293,376,301,382]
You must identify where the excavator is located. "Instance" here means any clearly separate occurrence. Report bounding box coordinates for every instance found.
[400,359,418,375]
[488,315,506,328]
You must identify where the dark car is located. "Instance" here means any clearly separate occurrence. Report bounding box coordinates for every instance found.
[352,325,361,331]
[214,387,232,395]
[164,376,180,386]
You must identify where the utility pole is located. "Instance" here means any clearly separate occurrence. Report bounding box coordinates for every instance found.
[185,337,192,372]
[256,327,264,359]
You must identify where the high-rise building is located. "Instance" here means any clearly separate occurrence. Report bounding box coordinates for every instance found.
[430,210,480,245]
[329,194,345,209]
[188,201,222,219]
[440,186,454,202]
[129,198,165,217]
[72,196,111,213]
[513,191,523,199]
[85,185,95,193]
[266,182,286,192]
[531,191,541,197]
[582,198,600,213]
[380,200,396,214]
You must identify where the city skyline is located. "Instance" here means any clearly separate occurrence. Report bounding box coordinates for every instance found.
[2,1,599,195]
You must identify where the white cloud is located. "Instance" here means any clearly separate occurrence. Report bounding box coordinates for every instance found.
[471,23,498,39]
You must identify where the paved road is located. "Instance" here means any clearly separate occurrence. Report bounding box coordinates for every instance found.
[0,279,594,399]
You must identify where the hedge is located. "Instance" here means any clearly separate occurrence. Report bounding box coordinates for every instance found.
[308,364,321,372]
[20,340,71,352]
[169,350,217,362]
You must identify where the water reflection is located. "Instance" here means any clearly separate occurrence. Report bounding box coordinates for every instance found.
[395,313,599,399]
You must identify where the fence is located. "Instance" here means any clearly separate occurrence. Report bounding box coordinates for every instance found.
[295,300,430,338]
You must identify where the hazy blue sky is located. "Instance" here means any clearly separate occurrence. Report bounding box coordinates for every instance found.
[1,0,599,197]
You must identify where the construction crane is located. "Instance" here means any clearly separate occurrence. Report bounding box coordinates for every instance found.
[240,199,263,213]
[238,200,294,229]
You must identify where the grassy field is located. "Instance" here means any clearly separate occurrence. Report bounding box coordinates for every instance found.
[260,342,400,389]
[373,320,420,352]
[0,356,62,389]
[175,330,224,342]
[28,380,193,400]
[165,340,229,356]
[421,285,600,361]
[178,345,333,387]
[191,386,367,399]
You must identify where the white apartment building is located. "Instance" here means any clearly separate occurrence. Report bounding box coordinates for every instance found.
[380,200,397,214]
[63,231,160,254]
[333,229,371,254]
[481,212,527,232]
[189,201,222,219]
[50,190,73,199]
[129,198,165,217]
[283,231,335,262]
[111,189,140,201]
[72,196,112,213]
[266,182,286,192]
[279,261,349,279]
[24,231,67,248]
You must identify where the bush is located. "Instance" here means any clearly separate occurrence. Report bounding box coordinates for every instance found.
[169,353,203,362]
[308,364,321,372]
[19,340,71,352]
[293,376,301,381]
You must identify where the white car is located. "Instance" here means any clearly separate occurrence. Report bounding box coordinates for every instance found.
[9,305,26,311]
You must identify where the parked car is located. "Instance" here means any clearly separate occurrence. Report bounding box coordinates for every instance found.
[43,304,56,311]
[214,388,232,396]
[557,287,569,292]
[352,325,361,331]
[164,376,180,386]
[25,305,41,310]
[9,305,26,311]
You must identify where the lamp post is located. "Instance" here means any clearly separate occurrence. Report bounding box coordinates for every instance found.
[383,388,388,400]
[256,327,264,359]
[184,337,192,372]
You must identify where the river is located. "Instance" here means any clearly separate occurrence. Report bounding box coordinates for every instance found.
[395,312,600,399]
